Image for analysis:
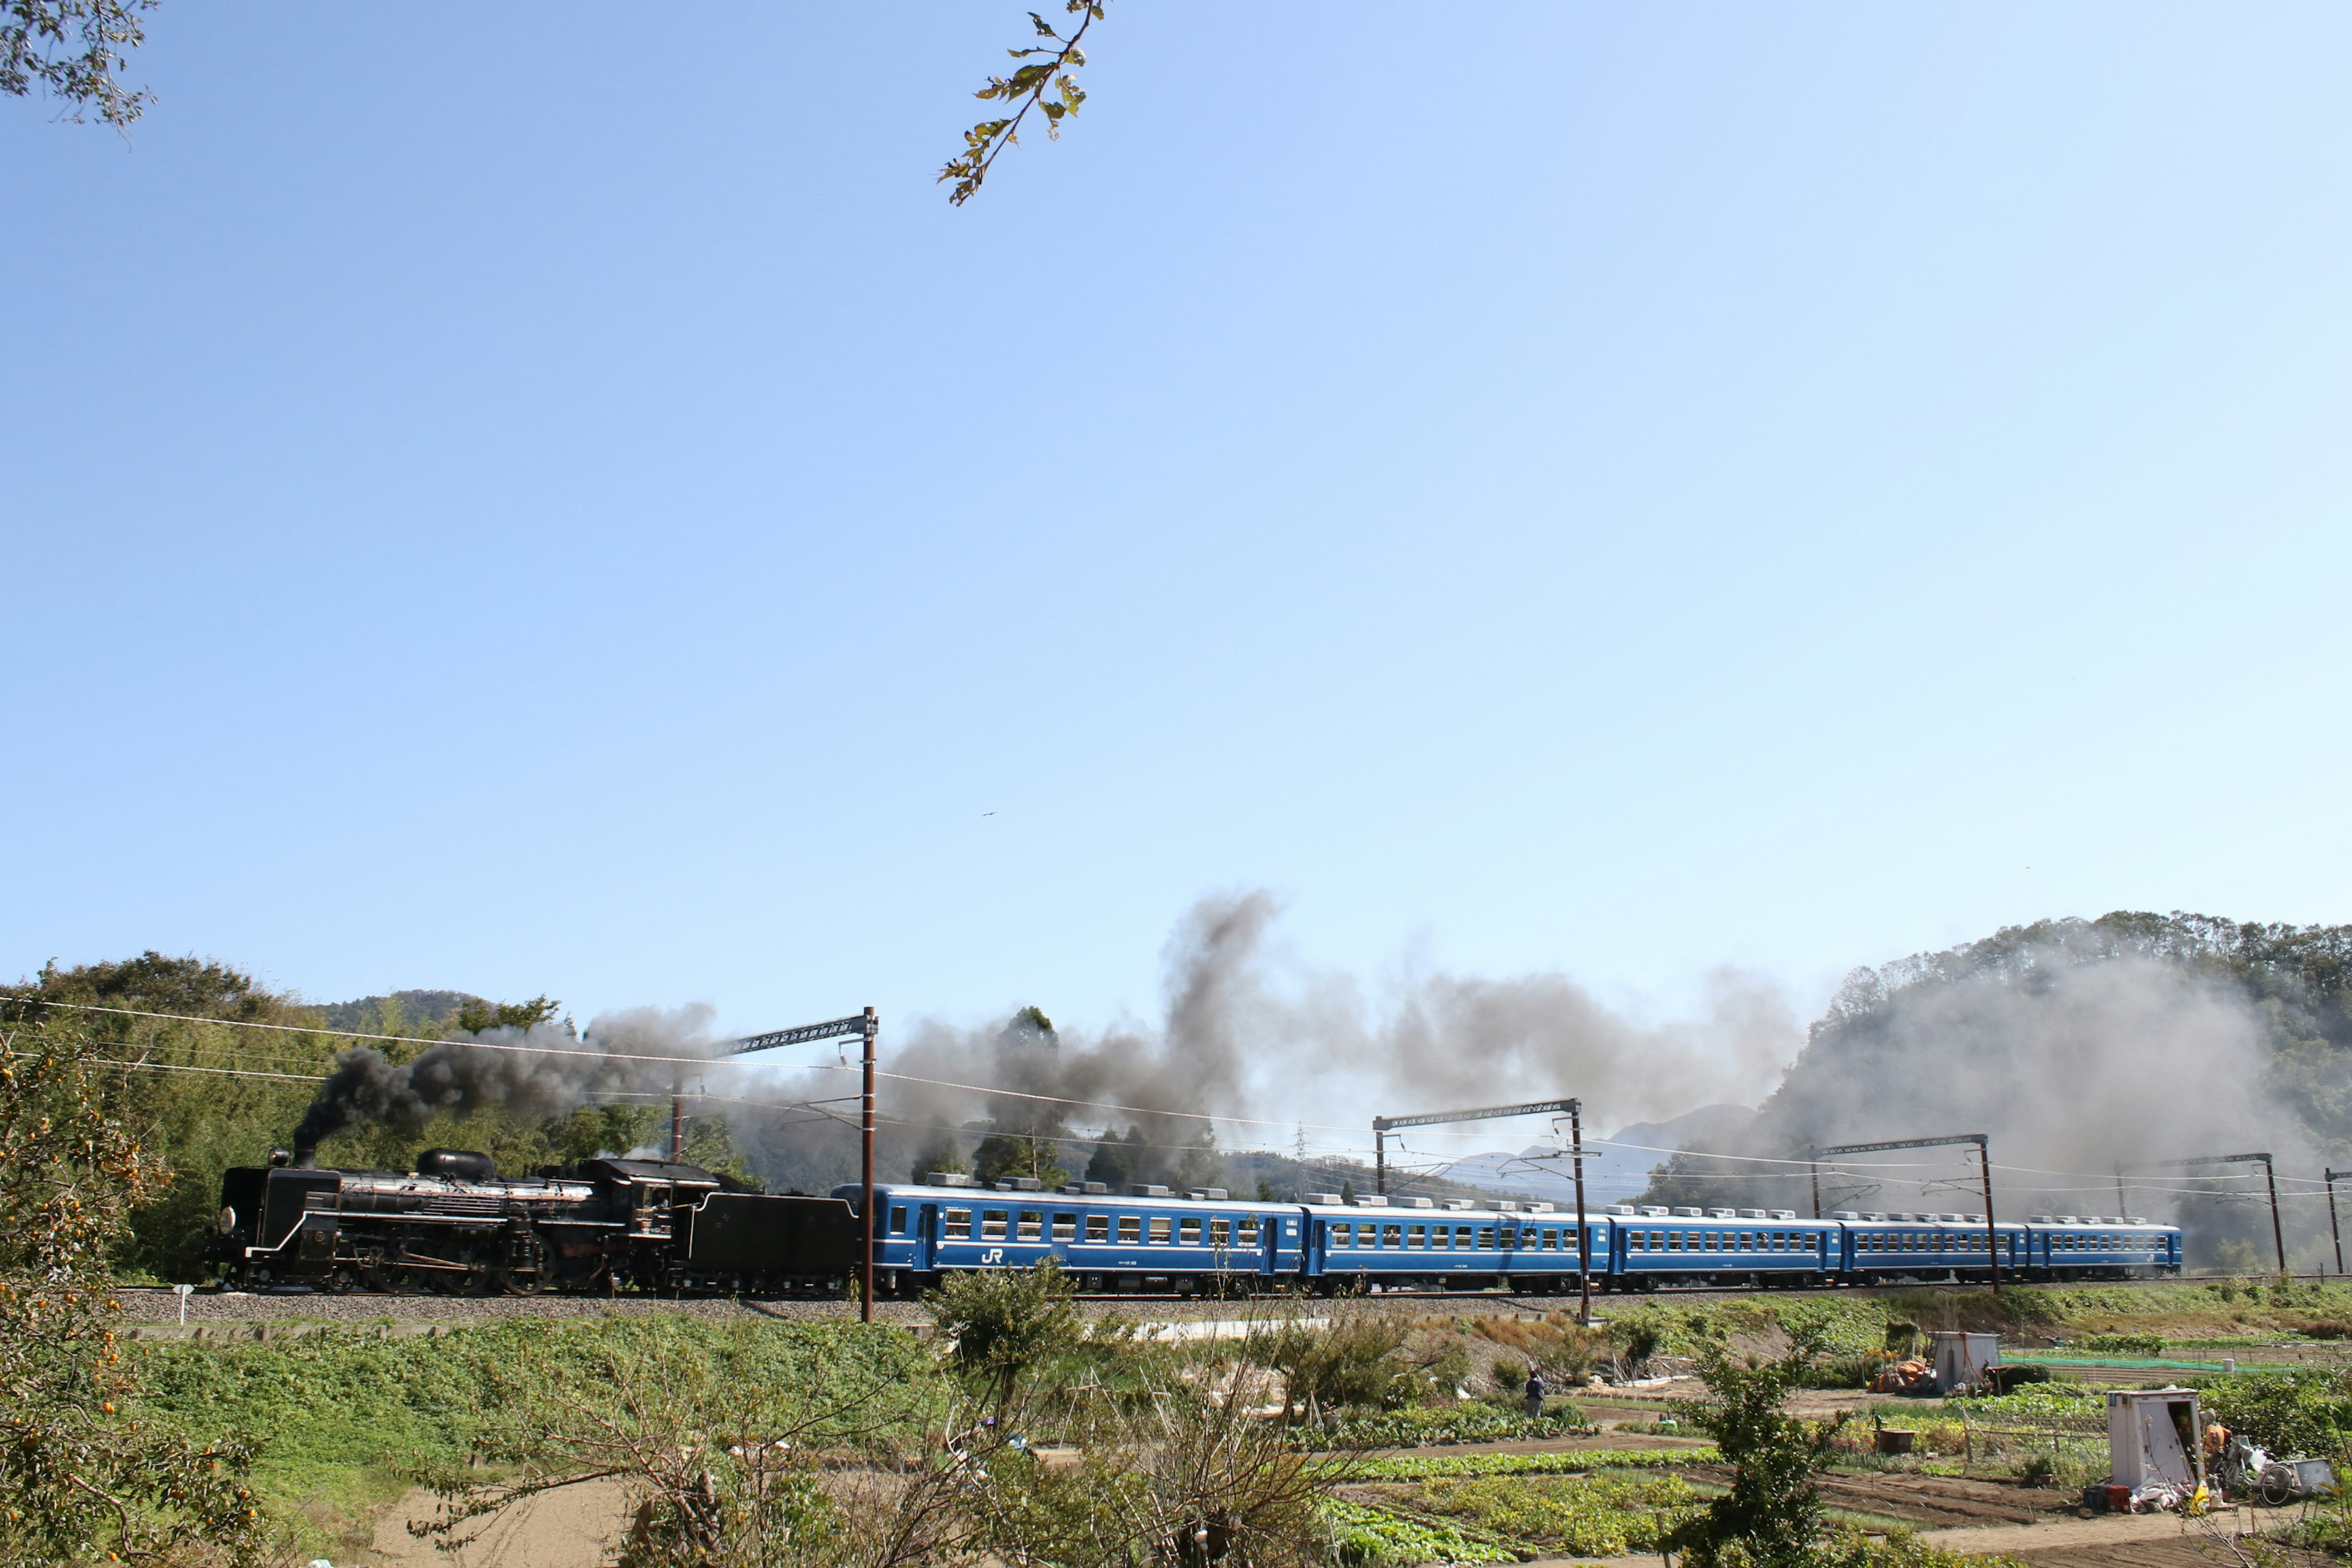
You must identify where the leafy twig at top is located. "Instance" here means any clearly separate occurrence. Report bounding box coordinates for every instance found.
[940,1,1107,205]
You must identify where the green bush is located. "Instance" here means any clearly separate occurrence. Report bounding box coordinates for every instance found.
[2200,1371,2352,1457]
[2078,1332,2166,1357]
[1306,1402,1589,1450]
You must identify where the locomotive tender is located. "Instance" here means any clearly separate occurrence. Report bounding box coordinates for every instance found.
[209,1148,856,1294]
[209,1155,2183,1295]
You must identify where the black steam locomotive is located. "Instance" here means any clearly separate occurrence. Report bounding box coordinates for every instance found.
[207,1148,857,1294]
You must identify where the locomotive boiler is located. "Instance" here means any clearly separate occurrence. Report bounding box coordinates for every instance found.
[208,1147,856,1295]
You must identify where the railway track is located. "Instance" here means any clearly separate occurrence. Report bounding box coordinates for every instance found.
[108,1270,2312,1330]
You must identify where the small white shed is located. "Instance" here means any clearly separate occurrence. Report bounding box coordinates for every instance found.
[1929,1332,2000,1393]
[2107,1388,2204,1491]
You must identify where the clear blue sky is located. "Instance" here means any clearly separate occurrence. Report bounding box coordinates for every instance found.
[7,4,2350,1063]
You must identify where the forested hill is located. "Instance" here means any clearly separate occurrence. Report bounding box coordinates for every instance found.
[1635,912,2352,1270]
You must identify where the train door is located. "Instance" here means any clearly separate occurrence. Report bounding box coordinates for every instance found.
[916,1204,938,1272]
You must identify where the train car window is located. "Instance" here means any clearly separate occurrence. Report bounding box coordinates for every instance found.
[1383,1224,1403,1247]
[1017,1212,1043,1241]
[1738,1232,1751,1251]
[981,1210,1009,1241]
[1179,1218,1202,1245]
[1649,1230,1663,1251]
[1148,1218,1172,1244]
[945,1208,973,1240]
[1118,1216,1142,1243]
[1331,1222,1352,1248]
[1453,1226,1472,1248]
[1085,1215,1109,1243]
[1210,1218,1231,1246]
[889,1207,908,1234]
[1407,1224,1427,1248]
[1666,1231,1682,1252]
[1238,1216,1261,1245]
[1052,1213,1077,1242]
[1477,1227,1496,1250]
[1630,1230,1647,1253]
[1499,1226,1518,1250]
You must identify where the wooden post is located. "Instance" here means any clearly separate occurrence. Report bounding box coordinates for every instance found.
[1979,1140,2002,1297]
[1809,1150,1822,1221]
[2263,1155,2286,1276]
[2328,1170,2347,1276]
[1572,1101,1592,1325]
[861,1006,877,1324]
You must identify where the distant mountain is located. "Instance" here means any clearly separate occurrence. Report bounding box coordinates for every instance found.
[318,990,484,1033]
[1430,1104,1755,1208]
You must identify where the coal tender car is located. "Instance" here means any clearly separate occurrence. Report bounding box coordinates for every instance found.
[209,1148,856,1294]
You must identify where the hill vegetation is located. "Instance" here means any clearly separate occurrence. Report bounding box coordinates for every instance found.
[1637,911,2352,1268]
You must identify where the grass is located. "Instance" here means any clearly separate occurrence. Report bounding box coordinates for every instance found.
[127,1315,933,1559]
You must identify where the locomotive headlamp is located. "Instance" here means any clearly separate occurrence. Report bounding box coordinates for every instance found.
[216,1206,236,1235]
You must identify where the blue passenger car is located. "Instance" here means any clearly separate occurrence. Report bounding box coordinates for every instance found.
[1608,1205,1833,1290]
[1831,1212,2018,1283]
[1300,1194,1606,1292]
[839,1177,1301,1294]
[2020,1215,2180,1280]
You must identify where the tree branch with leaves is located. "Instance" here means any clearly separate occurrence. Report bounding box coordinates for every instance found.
[940,2,1107,205]
[2,0,154,126]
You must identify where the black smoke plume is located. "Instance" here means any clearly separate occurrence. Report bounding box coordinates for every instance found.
[290,1005,716,1164]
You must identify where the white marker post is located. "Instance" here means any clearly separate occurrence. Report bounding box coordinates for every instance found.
[173,1282,194,1325]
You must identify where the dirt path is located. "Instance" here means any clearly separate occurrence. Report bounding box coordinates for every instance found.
[370,1480,635,1568]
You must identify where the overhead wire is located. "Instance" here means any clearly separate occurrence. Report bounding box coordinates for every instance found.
[24,997,2342,1202]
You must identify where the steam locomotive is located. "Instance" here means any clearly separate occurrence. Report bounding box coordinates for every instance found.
[210,1152,2188,1297]
[208,1148,856,1294]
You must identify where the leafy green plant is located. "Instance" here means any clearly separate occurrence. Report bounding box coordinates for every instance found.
[0,1022,269,1568]
[1303,1402,1590,1450]
[927,1256,1085,1403]
[1342,1447,1716,1482]
[2079,1332,2167,1357]
[1406,1471,1702,1556]
[1321,1497,1517,1566]
[1664,1335,1845,1568]
[2201,1370,2352,1457]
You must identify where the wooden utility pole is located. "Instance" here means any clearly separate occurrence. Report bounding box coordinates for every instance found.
[1570,1101,1593,1325]
[861,1005,877,1324]
[2328,1170,2349,1276]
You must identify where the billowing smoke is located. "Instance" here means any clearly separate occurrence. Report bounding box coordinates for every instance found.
[722,891,1798,1192]
[291,1005,717,1163]
[1639,936,2335,1265]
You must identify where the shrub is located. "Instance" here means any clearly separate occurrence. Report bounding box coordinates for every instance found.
[926,1257,1085,1401]
[2079,1332,2166,1357]
[1664,1338,1845,1568]
[2201,1371,2352,1458]
[1305,1403,1590,1450]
